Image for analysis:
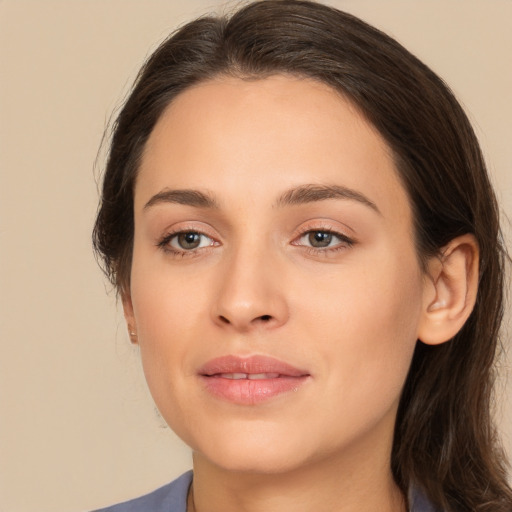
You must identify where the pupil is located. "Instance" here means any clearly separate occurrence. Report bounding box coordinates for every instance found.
[179,232,200,249]
[309,231,332,247]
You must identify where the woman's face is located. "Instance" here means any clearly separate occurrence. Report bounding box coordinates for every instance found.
[126,75,429,474]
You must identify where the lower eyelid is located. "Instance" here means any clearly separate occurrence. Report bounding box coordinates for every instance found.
[301,246,349,259]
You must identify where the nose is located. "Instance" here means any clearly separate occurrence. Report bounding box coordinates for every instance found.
[211,245,289,332]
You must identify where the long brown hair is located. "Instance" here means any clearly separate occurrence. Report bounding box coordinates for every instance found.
[93,1,511,509]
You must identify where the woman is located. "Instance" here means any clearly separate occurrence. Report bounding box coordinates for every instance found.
[92,1,511,510]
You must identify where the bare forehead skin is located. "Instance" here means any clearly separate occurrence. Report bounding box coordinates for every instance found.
[136,74,413,233]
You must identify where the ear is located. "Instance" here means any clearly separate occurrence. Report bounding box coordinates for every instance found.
[121,288,138,345]
[418,234,479,345]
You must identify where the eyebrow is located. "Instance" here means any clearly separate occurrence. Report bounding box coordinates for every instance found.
[274,184,380,214]
[144,188,219,210]
[143,183,380,214]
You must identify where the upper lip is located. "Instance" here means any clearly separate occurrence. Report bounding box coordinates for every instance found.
[199,355,309,377]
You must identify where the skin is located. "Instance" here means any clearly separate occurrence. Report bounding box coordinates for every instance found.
[123,75,479,512]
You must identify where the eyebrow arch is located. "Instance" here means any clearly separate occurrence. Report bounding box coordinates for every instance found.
[144,188,219,210]
[274,184,380,214]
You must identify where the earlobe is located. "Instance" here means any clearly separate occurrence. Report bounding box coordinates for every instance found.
[121,290,138,344]
[418,234,479,346]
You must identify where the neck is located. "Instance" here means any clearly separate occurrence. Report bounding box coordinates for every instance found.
[188,446,406,512]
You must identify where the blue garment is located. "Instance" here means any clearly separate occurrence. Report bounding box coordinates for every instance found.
[92,472,192,512]
[93,470,440,511]
[408,484,441,512]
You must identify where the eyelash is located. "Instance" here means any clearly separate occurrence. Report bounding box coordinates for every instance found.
[156,227,356,258]
[292,227,355,256]
[157,230,218,258]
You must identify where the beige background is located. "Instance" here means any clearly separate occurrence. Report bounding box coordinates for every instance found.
[0,1,510,511]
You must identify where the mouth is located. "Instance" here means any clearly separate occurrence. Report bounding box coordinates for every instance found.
[216,372,281,380]
[198,355,310,405]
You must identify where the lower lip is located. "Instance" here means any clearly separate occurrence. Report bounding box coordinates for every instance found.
[200,375,309,405]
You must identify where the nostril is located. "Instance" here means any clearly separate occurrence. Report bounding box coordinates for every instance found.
[216,314,273,326]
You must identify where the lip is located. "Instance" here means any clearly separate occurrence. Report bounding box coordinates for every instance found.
[198,355,310,405]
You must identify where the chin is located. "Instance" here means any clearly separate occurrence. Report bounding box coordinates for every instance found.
[183,419,317,475]
[197,444,310,475]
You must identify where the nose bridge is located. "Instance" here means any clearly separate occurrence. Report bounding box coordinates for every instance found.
[212,238,288,330]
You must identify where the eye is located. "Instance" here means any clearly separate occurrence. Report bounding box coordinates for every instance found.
[168,231,214,251]
[295,230,354,250]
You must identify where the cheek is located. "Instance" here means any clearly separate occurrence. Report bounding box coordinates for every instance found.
[130,243,210,338]
[128,254,211,409]
[297,250,423,409]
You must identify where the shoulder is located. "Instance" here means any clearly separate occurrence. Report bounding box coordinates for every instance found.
[91,471,193,512]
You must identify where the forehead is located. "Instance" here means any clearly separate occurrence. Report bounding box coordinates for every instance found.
[137,75,411,224]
